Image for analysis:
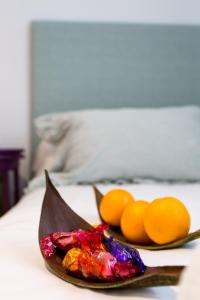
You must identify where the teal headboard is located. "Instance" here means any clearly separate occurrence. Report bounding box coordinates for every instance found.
[32,21,200,150]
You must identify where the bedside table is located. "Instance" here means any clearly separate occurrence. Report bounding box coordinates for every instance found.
[0,149,24,215]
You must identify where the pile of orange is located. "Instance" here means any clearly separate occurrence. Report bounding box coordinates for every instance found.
[99,189,191,245]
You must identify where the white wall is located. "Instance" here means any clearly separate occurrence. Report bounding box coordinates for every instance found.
[0,0,200,178]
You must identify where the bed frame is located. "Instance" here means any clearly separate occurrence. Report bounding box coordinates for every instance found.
[31,21,200,151]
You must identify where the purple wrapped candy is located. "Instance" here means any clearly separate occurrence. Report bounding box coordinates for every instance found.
[126,246,146,273]
[104,237,146,274]
[104,237,132,262]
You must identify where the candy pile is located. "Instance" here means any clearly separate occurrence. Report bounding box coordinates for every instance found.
[40,224,146,282]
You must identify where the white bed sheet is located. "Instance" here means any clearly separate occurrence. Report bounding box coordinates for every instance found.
[1,182,200,300]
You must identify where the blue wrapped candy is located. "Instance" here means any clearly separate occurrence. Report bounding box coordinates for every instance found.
[104,236,146,273]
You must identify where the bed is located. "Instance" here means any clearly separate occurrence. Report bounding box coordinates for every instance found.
[1,21,200,300]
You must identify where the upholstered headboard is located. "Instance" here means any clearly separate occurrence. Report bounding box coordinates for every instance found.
[31,21,200,150]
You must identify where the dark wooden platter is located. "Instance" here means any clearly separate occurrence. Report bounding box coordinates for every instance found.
[94,186,200,251]
[38,171,184,289]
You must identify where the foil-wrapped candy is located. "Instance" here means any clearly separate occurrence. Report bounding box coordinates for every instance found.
[104,236,146,273]
[40,235,55,258]
[40,224,146,282]
[62,248,82,272]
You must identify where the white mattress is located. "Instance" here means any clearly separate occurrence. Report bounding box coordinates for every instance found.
[1,182,200,300]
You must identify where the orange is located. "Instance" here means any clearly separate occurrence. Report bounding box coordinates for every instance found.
[99,189,134,226]
[144,197,190,245]
[120,200,152,244]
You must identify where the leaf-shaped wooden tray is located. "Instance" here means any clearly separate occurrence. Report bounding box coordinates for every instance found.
[39,171,184,289]
[94,186,200,250]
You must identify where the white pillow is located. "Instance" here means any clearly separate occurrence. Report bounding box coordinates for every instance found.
[33,139,68,176]
[34,106,200,182]
[35,114,71,143]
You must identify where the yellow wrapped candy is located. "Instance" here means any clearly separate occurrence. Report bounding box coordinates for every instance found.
[62,248,82,272]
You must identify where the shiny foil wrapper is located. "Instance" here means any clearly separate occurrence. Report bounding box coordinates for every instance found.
[41,224,146,281]
[104,236,146,274]
[62,248,82,272]
[40,235,55,258]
